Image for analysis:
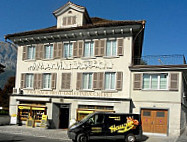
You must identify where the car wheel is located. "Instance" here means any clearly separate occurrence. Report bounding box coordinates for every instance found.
[77,133,88,142]
[125,133,136,142]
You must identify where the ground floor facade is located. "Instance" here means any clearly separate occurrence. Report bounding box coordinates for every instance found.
[9,95,186,137]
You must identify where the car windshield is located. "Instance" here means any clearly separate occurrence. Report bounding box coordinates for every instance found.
[79,113,94,123]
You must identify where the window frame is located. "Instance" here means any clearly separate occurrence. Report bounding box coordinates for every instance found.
[44,44,53,59]
[25,74,34,89]
[82,73,93,90]
[142,73,168,90]
[27,45,36,60]
[43,73,51,89]
[104,72,116,90]
[106,39,117,57]
[63,42,73,58]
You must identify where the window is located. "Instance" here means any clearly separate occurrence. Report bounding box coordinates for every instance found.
[106,40,117,56]
[27,46,35,60]
[105,72,116,90]
[64,43,73,58]
[143,74,168,90]
[43,74,51,89]
[82,73,93,90]
[84,41,94,57]
[44,44,53,59]
[63,16,76,26]
[25,74,34,88]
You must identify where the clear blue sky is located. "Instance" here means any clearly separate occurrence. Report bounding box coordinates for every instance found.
[0,0,187,58]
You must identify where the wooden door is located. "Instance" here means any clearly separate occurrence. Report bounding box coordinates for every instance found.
[141,109,168,134]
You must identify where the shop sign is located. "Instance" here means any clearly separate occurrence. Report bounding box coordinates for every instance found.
[25,90,113,98]
[10,114,17,125]
[28,60,113,71]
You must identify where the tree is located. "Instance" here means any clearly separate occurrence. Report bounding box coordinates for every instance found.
[0,76,15,107]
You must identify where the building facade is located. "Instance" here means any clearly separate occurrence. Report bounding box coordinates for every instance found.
[5,2,187,137]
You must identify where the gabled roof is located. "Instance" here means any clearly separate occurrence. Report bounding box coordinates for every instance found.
[5,17,145,39]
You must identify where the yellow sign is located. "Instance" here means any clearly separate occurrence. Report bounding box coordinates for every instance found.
[91,127,102,133]
[11,114,17,117]
[18,106,30,110]
[109,116,121,121]
[42,115,48,120]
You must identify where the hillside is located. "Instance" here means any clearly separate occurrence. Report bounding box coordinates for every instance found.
[0,41,17,89]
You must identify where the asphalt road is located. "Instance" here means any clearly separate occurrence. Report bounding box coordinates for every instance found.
[0,132,72,142]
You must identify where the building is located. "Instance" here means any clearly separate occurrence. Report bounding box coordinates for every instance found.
[5,2,187,137]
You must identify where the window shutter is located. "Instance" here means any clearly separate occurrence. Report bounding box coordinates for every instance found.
[66,73,71,89]
[169,73,179,91]
[63,17,67,26]
[72,16,76,24]
[20,73,26,89]
[34,74,38,89]
[100,39,105,56]
[62,73,66,89]
[57,42,63,58]
[68,17,71,25]
[93,73,98,89]
[116,72,123,91]
[38,74,43,89]
[94,40,99,56]
[37,44,44,60]
[98,72,104,90]
[53,43,57,59]
[76,73,82,90]
[117,38,124,56]
[73,42,78,57]
[51,73,57,89]
[78,41,83,57]
[22,46,27,60]
[36,44,40,60]
[133,74,142,90]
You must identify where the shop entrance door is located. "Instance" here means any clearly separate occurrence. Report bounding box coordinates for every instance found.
[141,109,168,135]
[59,105,70,129]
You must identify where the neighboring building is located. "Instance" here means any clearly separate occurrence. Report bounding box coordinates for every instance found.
[5,2,187,137]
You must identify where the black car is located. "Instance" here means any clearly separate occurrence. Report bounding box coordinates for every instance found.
[68,112,142,142]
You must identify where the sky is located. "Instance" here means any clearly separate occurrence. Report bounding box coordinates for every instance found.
[0,0,187,59]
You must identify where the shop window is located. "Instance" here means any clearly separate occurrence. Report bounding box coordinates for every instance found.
[156,112,165,117]
[143,111,151,116]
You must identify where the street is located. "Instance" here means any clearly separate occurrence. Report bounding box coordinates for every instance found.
[0,132,71,142]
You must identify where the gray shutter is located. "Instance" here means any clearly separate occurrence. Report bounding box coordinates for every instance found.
[133,74,142,90]
[78,41,83,57]
[93,73,98,90]
[53,43,57,59]
[36,45,40,60]
[73,42,78,57]
[57,42,63,58]
[37,44,44,60]
[68,17,71,25]
[76,73,82,90]
[22,46,27,60]
[38,74,43,89]
[66,73,71,89]
[61,73,66,89]
[116,72,123,91]
[117,38,124,56]
[20,73,26,89]
[100,39,105,56]
[98,72,104,90]
[51,73,57,89]
[34,74,38,89]
[94,40,99,56]
[63,17,67,26]
[170,73,179,91]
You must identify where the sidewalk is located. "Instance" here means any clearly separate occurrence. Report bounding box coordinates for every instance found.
[0,125,183,142]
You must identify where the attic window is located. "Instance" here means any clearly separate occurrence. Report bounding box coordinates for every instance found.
[63,16,76,26]
[68,11,72,14]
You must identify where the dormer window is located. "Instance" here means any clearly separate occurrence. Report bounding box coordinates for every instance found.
[63,16,76,26]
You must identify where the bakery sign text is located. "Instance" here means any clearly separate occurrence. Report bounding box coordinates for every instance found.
[28,60,113,71]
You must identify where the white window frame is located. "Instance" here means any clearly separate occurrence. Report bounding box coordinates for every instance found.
[82,73,93,90]
[84,41,94,57]
[44,44,53,59]
[104,72,116,90]
[43,73,51,89]
[25,74,34,89]
[106,39,117,57]
[64,42,73,58]
[143,73,168,90]
[27,45,35,60]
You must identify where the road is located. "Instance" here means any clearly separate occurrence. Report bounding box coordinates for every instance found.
[0,132,72,142]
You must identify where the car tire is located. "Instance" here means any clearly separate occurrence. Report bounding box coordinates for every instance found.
[77,133,88,142]
[125,133,136,142]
